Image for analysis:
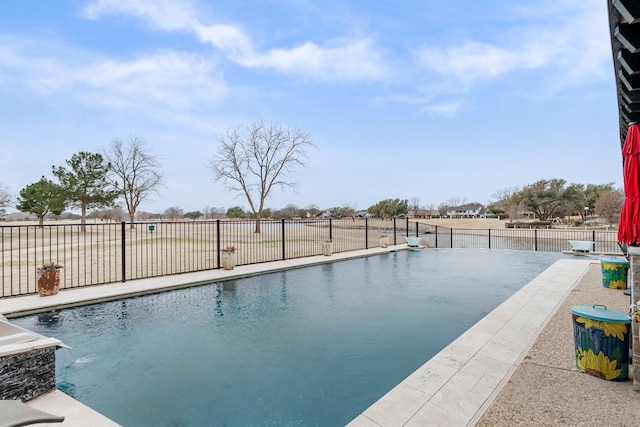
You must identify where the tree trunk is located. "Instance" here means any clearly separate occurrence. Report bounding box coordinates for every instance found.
[129,211,136,229]
[38,214,44,228]
[254,217,261,233]
[81,205,87,232]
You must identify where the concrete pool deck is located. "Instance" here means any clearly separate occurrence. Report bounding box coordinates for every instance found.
[0,247,633,426]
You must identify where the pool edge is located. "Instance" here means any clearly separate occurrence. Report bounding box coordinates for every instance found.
[346,258,596,427]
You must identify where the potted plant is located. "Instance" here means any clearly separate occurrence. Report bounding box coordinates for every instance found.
[36,262,63,297]
[379,234,389,248]
[221,246,237,270]
[322,240,333,256]
[631,300,640,322]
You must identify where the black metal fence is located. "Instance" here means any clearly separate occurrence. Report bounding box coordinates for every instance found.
[425,226,622,254]
[0,219,622,297]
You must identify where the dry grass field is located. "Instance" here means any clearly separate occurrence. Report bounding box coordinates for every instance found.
[0,218,408,297]
[0,217,621,298]
[418,218,508,229]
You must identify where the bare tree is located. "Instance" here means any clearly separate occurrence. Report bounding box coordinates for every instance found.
[104,136,164,229]
[447,196,468,208]
[204,206,225,219]
[280,203,300,219]
[0,184,12,207]
[409,197,421,218]
[491,186,521,221]
[90,205,125,222]
[164,206,184,221]
[305,204,321,217]
[425,203,436,218]
[595,189,624,225]
[437,202,449,217]
[209,120,316,233]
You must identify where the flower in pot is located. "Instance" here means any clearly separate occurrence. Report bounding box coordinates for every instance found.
[631,300,640,323]
[221,246,237,270]
[36,262,63,297]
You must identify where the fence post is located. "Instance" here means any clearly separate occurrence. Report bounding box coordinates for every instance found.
[435,225,438,248]
[535,229,538,251]
[450,228,453,248]
[415,221,419,237]
[365,217,369,249]
[406,217,409,236]
[329,218,333,241]
[488,229,491,249]
[592,230,596,252]
[121,221,126,282]
[282,219,286,260]
[216,220,221,269]
[393,217,397,245]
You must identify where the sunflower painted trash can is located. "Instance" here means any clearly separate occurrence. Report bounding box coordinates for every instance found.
[600,257,629,289]
[571,305,631,381]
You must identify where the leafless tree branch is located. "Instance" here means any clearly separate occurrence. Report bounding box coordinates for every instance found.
[209,120,316,232]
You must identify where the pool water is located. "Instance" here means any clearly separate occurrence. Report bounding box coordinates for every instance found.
[14,249,565,426]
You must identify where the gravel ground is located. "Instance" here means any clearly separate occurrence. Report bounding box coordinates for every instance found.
[476,263,640,426]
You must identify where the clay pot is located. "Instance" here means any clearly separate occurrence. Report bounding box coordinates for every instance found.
[36,263,63,297]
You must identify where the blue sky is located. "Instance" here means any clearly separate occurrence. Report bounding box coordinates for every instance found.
[0,0,623,214]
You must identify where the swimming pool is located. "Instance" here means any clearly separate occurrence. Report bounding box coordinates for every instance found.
[13,249,566,426]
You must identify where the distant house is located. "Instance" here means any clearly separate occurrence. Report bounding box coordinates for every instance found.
[354,210,372,218]
[446,204,485,218]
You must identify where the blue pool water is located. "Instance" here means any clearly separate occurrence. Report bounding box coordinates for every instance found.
[13,249,566,426]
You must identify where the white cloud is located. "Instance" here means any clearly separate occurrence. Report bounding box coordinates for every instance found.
[82,0,197,31]
[0,36,228,111]
[422,100,466,119]
[374,0,612,116]
[75,51,228,109]
[416,0,610,88]
[418,41,549,83]
[82,0,389,82]
[192,23,254,59]
[242,38,387,81]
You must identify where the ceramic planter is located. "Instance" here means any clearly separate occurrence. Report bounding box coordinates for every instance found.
[322,240,333,256]
[221,248,237,270]
[36,263,63,297]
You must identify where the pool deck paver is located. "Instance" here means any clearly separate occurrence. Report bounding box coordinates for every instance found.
[0,248,593,427]
[24,390,118,427]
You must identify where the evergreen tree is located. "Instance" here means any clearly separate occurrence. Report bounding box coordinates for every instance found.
[16,177,66,227]
[52,151,120,230]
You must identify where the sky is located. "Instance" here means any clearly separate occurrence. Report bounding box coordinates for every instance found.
[0,0,624,215]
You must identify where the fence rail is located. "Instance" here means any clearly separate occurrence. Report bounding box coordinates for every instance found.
[1,219,622,297]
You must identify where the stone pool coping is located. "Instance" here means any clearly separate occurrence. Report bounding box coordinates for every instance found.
[0,247,591,426]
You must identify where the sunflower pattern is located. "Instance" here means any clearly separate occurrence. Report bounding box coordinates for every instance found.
[607,279,627,289]
[572,313,629,381]
[575,348,622,380]
[601,262,622,271]
[601,261,629,289]
[574,316,628,340]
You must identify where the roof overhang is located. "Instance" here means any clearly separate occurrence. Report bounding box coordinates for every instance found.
[609,0,640,146]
